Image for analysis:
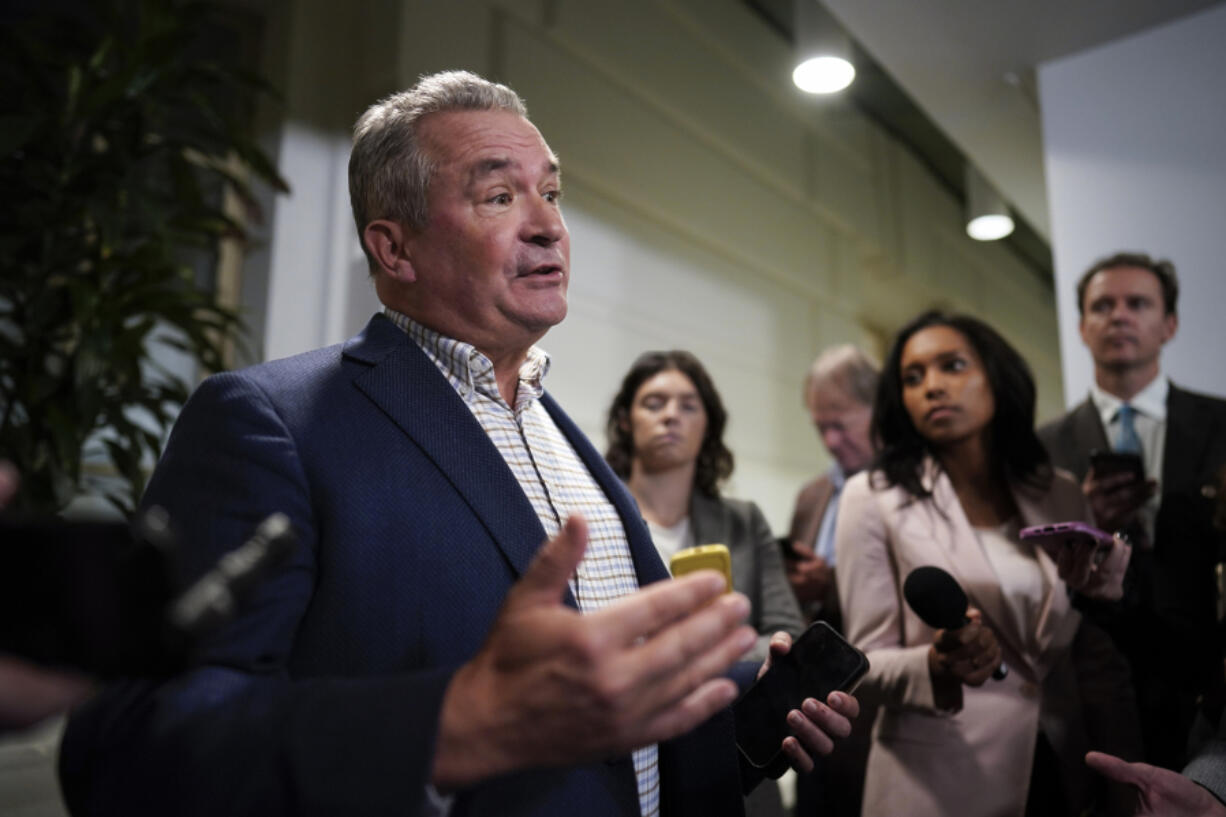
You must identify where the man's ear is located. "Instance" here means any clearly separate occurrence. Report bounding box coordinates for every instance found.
[1162,311,1179,344]
[363,219,416,282]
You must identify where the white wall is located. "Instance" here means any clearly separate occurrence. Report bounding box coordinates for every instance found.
[1039,3,1226,409]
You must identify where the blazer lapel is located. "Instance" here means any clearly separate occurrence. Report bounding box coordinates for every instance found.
[539,393,671,587]
[1070,398,1110,477]
[1011,484,1077,679]
[688,491,727,549]
[1164,383,1213,491]
[344,316,566,598]
[914,466,1025,663]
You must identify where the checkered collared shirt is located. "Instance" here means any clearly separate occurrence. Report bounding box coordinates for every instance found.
[385,309,660,817]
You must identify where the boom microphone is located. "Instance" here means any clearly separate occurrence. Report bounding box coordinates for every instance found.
[168,512,297,640]
[903,565,1007,680]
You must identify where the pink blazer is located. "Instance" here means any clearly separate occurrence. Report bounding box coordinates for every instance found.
[835,462,1096,817]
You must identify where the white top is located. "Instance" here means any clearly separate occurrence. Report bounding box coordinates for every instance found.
[647,516,696,571]
[974,518,1047,651]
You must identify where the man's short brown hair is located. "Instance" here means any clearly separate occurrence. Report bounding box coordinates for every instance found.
[1076,251,1179,316]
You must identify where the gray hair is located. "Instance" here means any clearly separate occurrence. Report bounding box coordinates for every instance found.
[348,70,528,269]
[804,344,879,408]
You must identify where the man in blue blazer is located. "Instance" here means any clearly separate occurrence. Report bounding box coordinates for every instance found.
[59,70,858,816]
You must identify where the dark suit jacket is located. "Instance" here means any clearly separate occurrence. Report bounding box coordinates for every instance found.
[787,475,836,556]
[786,474,843,632]
[59,315,748,817]
[690,492,805,665]
[1038,383,1226,766]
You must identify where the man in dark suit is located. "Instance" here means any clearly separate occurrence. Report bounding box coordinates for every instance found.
[58,71,857,817]
[1039,252,1226,770]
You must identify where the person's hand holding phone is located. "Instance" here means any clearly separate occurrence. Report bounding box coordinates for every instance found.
[737,625,863,773]
[1051,532,1131,600]
[1020,522,1132,600]
[782,540,833,608]
[1083,464,1155,535]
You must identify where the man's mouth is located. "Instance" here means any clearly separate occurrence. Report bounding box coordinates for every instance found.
[517,263,564,278]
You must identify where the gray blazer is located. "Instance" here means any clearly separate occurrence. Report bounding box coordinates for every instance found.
[690,492,806,664]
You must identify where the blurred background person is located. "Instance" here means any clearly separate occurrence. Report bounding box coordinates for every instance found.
[786,344,878,631]
[1040,253,1226,770]
[605,350,805,664]
[785,345,879,817]
[835,311,1136,817]
[605,350,807,817]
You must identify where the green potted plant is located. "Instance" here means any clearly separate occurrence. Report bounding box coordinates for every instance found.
[0,0,288,514]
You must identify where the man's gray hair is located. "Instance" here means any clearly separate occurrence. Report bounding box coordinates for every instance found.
[348,70,528,268]
[804,344,880,408]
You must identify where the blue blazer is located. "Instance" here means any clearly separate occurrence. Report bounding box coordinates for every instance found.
[60,314,749,817]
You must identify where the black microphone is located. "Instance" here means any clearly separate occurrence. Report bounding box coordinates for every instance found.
[903,565,1007,680]
[167,513,297,640]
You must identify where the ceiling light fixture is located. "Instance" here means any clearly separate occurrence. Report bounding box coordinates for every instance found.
[792,1,855,95]
[964,164,1015,241]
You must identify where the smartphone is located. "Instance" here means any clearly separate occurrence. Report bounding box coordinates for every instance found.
[669,544,732,593]
[1019,521,1115,563]
[1089,449,1145,482]
[776,536,801,561]
[734,621,869,768]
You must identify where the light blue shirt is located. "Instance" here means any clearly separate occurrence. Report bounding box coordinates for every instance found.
[814,462,848,566]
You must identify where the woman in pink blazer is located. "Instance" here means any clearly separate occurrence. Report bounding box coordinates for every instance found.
[835,311,1135,817]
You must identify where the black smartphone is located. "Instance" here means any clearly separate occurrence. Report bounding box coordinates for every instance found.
[776,536,800,561]
[1089,449,1145,482]
[733,621,869,768]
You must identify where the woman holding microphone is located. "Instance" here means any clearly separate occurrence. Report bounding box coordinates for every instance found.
[835,311,1136,817]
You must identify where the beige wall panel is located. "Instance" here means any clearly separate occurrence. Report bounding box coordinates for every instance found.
[499,23,836,299]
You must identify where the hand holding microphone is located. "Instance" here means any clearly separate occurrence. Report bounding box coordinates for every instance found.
[904,565,1006,685]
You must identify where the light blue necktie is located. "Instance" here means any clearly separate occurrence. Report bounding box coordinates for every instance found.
[1115,403,1142,454]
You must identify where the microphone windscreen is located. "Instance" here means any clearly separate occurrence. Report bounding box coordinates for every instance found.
[903,565,969,629]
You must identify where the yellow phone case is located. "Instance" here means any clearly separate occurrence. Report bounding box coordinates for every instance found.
[668,544,733,593]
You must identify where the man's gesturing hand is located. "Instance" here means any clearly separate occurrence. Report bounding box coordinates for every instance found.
[432,515,757,791]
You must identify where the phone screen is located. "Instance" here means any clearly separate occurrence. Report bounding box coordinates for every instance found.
[1089,450,1145,482]
[734,621,868,767]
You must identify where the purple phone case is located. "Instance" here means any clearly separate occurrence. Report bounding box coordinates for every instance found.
[1018,521,1114,550]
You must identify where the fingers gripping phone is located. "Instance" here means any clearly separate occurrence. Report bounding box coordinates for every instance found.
[1089,449,1145,483]
[1019,521,1115,563]
[733,621,869,768]
[669,544,733,592]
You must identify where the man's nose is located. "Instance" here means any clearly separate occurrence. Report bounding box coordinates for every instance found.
[525,196,566,245]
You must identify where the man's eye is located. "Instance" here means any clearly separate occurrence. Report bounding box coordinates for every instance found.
[1091,300,1112,313]
[488,193,511,205]
[543,189,562,204]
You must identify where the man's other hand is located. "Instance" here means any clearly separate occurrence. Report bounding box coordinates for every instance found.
[432,515,757,790]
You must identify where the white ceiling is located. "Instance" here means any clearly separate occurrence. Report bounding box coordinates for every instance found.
[820,0,1224,241]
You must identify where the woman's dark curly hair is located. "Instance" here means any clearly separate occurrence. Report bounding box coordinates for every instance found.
[604,350,734,498]
[872,310,1051,500]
